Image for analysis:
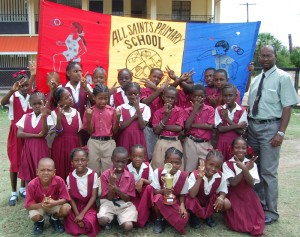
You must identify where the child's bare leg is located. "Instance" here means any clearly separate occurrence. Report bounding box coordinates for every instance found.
[222,198,231,211]
[56,204,71,218]
[122,221,133,231]
[31,214,44,222]
[20,179,25,188]
[153,204,163,233]
[153,204,162,219]
[10,172,17,192]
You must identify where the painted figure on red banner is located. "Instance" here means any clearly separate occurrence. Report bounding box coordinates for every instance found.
[53,22,87,72]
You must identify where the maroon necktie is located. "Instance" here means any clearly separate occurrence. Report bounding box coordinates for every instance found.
[252,73,265,116]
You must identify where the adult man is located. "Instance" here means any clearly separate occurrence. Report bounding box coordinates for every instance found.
[247,45,299,225]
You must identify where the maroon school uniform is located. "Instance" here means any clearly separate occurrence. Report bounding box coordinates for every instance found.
[140,87,163,124]
[153,168,189,235]
[18,114,49,181]
[100,168,136,199]
[64,171,101,237]
[113,90,125,108]
[7,94,32,172]
[224,162,265,236]
[25,175,70,208]
[216,105,246,161]
[117,107,148,160]
[126,162,153,227]
[205,88,241,108]
[176,89,192,109]
[51,109,81,181]
[185,170,222,219]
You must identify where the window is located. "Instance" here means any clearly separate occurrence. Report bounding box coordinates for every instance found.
[48,0,82,9]
[112,0,123,16]
[172,1,191,21]
[89,0,103,13]
[0,0,27,22]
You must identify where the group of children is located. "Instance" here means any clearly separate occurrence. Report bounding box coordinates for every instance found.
[2,61,265,236]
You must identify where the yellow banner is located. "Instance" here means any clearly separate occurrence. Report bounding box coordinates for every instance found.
[108,16,186,87]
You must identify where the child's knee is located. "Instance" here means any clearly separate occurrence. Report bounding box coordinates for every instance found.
[98,216,109,226]
[223,198,231,211]
[31,214,43,222]
[58,204,71,217]
[122,221,133,231]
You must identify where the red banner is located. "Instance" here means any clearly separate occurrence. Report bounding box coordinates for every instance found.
[36,0,111,93]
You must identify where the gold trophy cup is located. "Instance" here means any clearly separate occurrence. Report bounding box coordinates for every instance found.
[161,163,176,205]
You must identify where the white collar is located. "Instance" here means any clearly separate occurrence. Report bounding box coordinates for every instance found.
[222,102,241,111]
[65,81,80,90]
[204,172,221,181]
[127,162,148,173]
[117,87,124,93]
[63,107,77,117]
[15,91,29,99]
[72,167,93,178]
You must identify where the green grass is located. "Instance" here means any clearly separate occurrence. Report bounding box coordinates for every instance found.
[0,109,300,236]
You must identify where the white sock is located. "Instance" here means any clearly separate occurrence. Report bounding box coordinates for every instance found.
[38,218,45,223]
[51,215,58,221]
[19,187,26,193]
[11,192,17,199]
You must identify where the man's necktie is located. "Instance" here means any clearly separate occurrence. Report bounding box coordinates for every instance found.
[252,73,265,116]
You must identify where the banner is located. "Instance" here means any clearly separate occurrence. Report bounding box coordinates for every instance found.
[36,0,260,99]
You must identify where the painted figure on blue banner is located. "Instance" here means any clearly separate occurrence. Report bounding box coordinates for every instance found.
[197,40,240,81]
[53,22,87,72]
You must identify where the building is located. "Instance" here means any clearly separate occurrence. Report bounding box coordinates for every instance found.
[0,0,221,88]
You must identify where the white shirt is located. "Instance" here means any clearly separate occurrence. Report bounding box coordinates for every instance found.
[214,103,248,127]
[50,107,82,132]
[127,162,153,184]
[66,168,98,197]
[117,102,151,122]
[16,112,54,129]
[8,91,31,120]
[222,157,260,185]
[110,87,129,107]
[65,81,92,103]
[188,172,228,195]
[151,169,189,195]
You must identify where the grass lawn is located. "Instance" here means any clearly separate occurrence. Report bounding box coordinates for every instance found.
[0,107,300,237]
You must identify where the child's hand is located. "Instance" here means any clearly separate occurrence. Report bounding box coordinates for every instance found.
[28,61,36,76]
[197,159,205,179]
[12,78,26,92]
[57,104,66,119]
[40,100,48,117]
[80,72,89,90]
[220,107,229,120]
[75,213,84,223]
[159,77,171,91]
[246,155,258,170]
[248,62,254,73]
[77,220,85,228]
[238,121,247,130]
[135,179,144,193]
[109,169,117,186]
[84,105,93,120]
[192,96,204,111]
[133,97,140,110]
[164,103,173,115]
[165,66,177,80]
[233,155,247,170]
[140,78,157,90]
[179,69,195,81]
[207,95,217,107]
[213,196,224,212]
[179,204,188,219]
[109,82,118,96]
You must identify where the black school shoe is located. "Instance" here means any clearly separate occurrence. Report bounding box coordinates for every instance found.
[32,220,44,235]
[206,216,217,227]
[8,195,18,206]
[190,213,201,229]
[153,219,163,234]
[49,217,65,233]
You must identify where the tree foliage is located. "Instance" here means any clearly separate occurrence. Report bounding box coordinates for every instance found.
[253,33,294,68]
[290,47,300,67]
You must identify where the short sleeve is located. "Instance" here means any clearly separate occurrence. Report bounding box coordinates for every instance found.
[180,177,189,195]
[93,172,99,189]
[148,165,154,182]
[216,175,228,194]
[152,110,162,128]
[238,110,248,124]
[50,110,57,127]
[24,181,37,208]
[151,169,161,190]
[222,162,235,185]
[280,75,300,107]
[66,176,70,189]
[47,115,54,127]
[142,104,151,122]
[188,172,197,190]
[249,163,260,185]
[16,114,26,129]
[77,112,83,132]
[214,108,222,127]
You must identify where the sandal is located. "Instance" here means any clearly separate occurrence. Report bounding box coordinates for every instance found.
[8,194,18,206]
[19,190,26,198]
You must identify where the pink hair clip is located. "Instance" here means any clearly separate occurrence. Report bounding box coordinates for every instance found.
[12,70,27,79]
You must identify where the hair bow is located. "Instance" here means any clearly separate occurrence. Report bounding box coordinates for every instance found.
[12,70,27,79]
[81,146,89,153]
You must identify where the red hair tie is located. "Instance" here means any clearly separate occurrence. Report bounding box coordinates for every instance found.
[82,146,89,153]
[12,70,27,79]
[31,87,39,94]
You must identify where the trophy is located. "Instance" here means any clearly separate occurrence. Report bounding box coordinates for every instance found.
[161,163,176,205]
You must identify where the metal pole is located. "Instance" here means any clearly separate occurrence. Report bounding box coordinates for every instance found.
[240,2,256,22]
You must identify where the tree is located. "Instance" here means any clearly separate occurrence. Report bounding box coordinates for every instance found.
[290,47,300,67]
[253,33,292,67]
